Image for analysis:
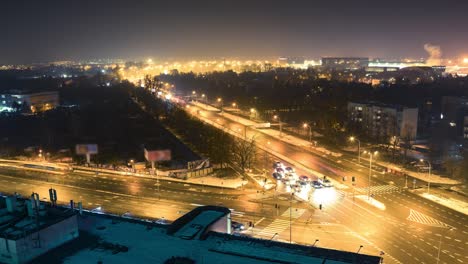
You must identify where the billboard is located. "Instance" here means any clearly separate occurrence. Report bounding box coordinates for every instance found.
[75,144,98,155]
[144,149,171,162]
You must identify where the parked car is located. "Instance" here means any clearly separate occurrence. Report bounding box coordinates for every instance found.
[231,221,245,231]
[311,180,323,189]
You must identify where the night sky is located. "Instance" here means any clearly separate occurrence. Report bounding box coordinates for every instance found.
[1,0,467,63]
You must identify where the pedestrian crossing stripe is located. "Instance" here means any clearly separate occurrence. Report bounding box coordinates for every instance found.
[281,208,306,219]
[257,219,290,237]
[406,209,450,228]
[354,185,400,195]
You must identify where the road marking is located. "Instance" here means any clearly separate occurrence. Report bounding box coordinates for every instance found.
[406,209,451,228]
[257,218,290,237]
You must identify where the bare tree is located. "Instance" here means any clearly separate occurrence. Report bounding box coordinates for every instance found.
[144,75,163,93]
[401,124,415,162]
[231,136,257,172]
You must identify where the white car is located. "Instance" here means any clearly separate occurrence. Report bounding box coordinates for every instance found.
[319,178,333,187]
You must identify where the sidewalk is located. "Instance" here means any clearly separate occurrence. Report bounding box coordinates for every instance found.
[412,189,468,215]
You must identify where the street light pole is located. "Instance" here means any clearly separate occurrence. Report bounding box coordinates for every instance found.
[369,154,372,199]
[437,228,455,264]
[349,137,361,164]
[303,123,312,147]
[364,151,377,200]
[274,115,282,137]
[289,192,294,244]
[420,159,432,194]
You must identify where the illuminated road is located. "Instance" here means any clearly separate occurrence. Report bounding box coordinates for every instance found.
[0,166,386,258]
[181,101,468,264]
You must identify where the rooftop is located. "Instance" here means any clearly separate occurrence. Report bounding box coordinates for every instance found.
[38,206,382,264]
[0,195,76,240]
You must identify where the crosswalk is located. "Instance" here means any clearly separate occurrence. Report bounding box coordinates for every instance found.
[406,209,450,228]
[257,218,291,237]
[354,185,401,195]
[256,208,306,238]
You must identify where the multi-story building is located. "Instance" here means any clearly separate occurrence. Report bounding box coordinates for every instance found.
[348,101,418,140]
[0,90,59,113]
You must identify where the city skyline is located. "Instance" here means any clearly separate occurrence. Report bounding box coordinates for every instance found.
[1,0,468,64]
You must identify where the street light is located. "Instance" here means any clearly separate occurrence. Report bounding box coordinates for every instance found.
[363,151,378,200]
[420,159,432,194]
[217,97,223,112]
[250,108,256,120]
[273,115,282,137]
[303,123,312,147]
[290,192,294,244]
[437,227,455,264]
[349,136,361,164]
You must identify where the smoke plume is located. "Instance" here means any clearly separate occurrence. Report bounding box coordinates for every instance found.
[424,43,442,66]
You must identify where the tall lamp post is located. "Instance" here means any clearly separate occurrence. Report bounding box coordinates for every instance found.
[303,123,312,147]
[349,136,361,164]
[217,97,223,112]
[289,192,295,244]
[420,159,432,194]
[250,108,256,120]
[363,151,378,200]
[273,115,282,137]
[191,90,197,101]
[437,228,455,264]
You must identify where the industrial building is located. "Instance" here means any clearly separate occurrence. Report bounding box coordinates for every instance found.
[0,90,59,113]
[348,101,419,140]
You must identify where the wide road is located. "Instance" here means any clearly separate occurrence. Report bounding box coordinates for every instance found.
[182,101,468,264]
[0,166,384,258]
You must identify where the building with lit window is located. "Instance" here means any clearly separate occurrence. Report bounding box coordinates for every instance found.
[0,90,59,113]
[321,57,369,70]
[348,101,418,140]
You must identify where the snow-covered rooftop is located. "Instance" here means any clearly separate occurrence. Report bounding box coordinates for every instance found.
[39,207,381,264]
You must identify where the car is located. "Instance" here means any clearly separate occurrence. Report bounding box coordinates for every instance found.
[299,175,310,182]
[320,178,333,187]
[231,221,245,231]
[298,180,308,186]
[290,184,302,193]
[285,167,295,174]
[275,167,285,175]
[273,161,284,169]
[272,172,282,180]
[311,180,323,189]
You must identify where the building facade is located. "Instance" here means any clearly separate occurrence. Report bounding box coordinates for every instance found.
[348,101,418,140]
[0,91,59,113]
